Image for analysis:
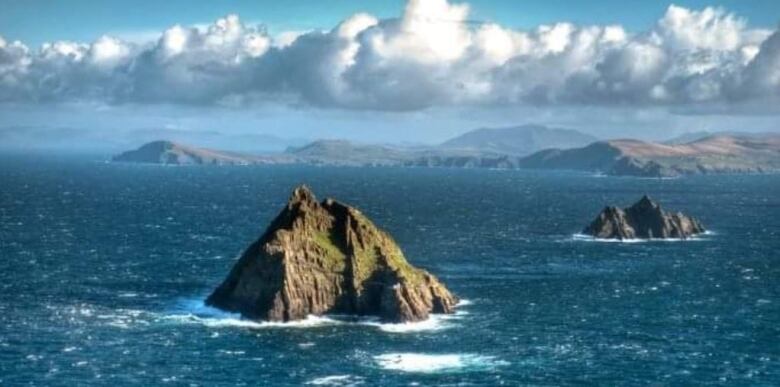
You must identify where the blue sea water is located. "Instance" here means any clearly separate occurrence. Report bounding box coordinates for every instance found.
[1,154,779,386]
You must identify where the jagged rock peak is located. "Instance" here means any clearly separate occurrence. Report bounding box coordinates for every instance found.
[634,195,657,210]
[289,184,317,205]
[206,185,458,323]
[583,195,705,240]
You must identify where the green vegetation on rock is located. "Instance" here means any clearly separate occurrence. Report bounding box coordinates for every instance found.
[206,185,457,322]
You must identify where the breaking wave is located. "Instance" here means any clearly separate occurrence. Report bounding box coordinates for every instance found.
[362,310,467,333]
[569,231,714,243]
[160,298,471,333]
[160,299,341,329]
[373,353,509,373]
[305,375,364,385]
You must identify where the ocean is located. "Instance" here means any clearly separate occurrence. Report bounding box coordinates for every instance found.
[1,155,779,386]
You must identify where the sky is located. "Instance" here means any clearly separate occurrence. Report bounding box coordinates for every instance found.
[3,0,780,47]
[1,0,779,151]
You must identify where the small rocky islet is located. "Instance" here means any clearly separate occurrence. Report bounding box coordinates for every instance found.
[583,195,705,240]
[206,185,458,323]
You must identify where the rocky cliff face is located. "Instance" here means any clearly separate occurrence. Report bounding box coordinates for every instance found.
[583,195,705,239]
[607,157,678,178]
[206,185,458,322]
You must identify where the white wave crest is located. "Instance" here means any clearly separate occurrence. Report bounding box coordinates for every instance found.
[369,308,470,333]
[374,353,508,373]
[161,298,344,328]
[163,312,342,329]
[162,298,470,332]
[570,232,713,243]
[305,375,364,385]
[362,313,454,333]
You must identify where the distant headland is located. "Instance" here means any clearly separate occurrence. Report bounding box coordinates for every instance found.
[112,126,780,178]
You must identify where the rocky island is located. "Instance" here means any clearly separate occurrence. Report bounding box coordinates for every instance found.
[206,185,458,323]
[583,195,705,240]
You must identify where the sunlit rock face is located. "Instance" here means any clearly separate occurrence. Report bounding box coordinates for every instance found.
[206,185,458,322]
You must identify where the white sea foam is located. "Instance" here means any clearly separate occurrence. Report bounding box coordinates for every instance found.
[374,353,508,373]
[364,315,446,333]
[162,298,469,333]
[355,301,470,333]
[590,172,680,180]
[306,375,364,385]
[365,310,467,333]
[165,299,351,329]
[163,312,342,329]
[570,232,713,243]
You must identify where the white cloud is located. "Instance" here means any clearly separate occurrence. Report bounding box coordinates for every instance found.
[389,0,472,62]
[0,1,778,113]
[273,30,308,48]
[658,5,745,51]
[473,24,517,65]
[160,25,189,57]
[89,36,132,67]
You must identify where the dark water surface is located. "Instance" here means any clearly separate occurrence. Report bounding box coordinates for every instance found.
[1,155,779,386]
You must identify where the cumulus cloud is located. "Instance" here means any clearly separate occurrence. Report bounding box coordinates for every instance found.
[0,0,778,112]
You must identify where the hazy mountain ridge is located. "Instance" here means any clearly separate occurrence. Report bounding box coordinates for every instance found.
[440,125,598,156]
[112,140,288,165]
[113,130,780,178]
[115,125,596,166]
[663,131,780,145]
[520,134,780,177]
[284,140,412,166]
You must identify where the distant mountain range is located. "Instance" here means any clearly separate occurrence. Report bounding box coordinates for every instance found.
[115,124,596,166]
[113,126,780,178]
[663,130,780,145]
[284,140,411,166]
[440,125,597,156]
[520,134,780,177]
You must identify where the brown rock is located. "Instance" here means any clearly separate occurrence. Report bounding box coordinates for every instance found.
[206,185,458,323]
[583,195,705,240]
